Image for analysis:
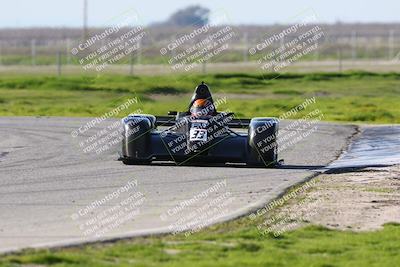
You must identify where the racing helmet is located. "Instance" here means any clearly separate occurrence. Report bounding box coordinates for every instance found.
[190,99,214,117]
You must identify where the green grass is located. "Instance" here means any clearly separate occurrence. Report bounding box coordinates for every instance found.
[0,71,399,122]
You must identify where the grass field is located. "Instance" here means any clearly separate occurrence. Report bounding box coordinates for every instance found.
[0,71,399,123]
[2,226,400,267]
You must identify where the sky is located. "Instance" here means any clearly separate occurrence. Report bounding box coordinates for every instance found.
[1,0,400,28]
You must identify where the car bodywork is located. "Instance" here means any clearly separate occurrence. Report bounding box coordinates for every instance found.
[120,82,279,167]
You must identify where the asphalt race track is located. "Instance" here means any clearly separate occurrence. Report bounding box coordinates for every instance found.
[0,117,356,253]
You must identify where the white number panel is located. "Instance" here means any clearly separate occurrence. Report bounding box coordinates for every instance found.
[189,128,208,141]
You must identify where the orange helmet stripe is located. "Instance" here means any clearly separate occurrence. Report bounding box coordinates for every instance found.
[193,99,208,107]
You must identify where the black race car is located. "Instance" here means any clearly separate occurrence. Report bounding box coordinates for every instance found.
[119,82,279,167]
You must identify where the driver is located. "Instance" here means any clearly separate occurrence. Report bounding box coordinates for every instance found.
[190,99,215,118]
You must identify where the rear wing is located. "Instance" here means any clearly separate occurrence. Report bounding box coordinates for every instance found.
[155,116,177,127]
[155,113,251,128]
[226,118,251,128]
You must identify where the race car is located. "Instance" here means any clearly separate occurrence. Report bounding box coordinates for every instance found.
[119,82,279,167]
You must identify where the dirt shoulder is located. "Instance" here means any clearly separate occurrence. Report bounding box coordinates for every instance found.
[267,165,400,232]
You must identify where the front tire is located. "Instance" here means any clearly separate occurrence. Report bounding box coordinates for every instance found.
[121,115,153,163]
[247,118,279,167]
